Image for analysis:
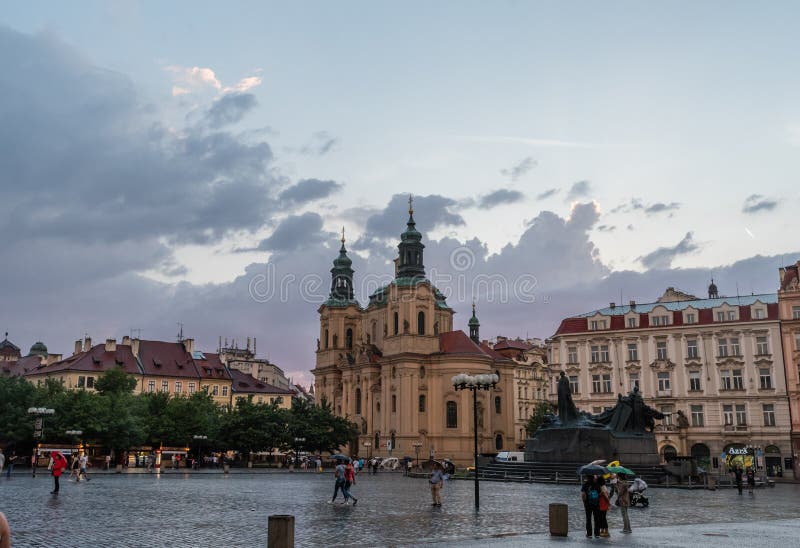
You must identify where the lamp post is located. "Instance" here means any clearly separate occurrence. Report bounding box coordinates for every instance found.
[193,435,207,470]
[412,442,423,469]
[452,373,498,510]
[65,430,83,460]
[294,437,306,470]
[363,440,372,460]
[28,407,54,477]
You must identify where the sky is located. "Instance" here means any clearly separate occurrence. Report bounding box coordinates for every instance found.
[2,2,799,387]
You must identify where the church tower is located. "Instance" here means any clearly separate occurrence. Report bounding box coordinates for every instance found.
[330,227,354,301]
[396,196,425,279]
[708,278,719,299]
[469,302,480,344]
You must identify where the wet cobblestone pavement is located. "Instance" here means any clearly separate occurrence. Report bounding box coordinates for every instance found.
[1,472,799,546]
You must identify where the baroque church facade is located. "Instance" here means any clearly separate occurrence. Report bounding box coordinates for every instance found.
[312,202,520,464]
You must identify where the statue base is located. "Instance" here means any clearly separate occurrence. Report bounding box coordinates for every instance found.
[525,427,661,466]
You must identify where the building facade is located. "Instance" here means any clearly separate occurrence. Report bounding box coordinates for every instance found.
[312,206,519,465]
[778,261,800,479]
[549,284,793,478]
[220,340,290,390]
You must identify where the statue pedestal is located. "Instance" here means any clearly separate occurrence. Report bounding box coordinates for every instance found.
[525,427,661,466]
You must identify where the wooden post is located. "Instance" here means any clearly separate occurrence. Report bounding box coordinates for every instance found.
[549,503,568,536]
[268,515,295,548]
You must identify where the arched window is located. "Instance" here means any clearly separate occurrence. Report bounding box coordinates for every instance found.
[446,401,458,428]
[691,443,710,468]
[392,394,397,413]
[332,334,338,348]
[346,328,353,350]
[324,329,329,349]
[418,311,425,335]
[495,434,503,450]
[393,312,399,335]
[433,321,439,335]
[662,445,677,462]
[418,394,426,412]
[494,396,502,414]
[371,321,377,343]
[375,432,380,448]
[355,388,362,415]
[419,366,426,379]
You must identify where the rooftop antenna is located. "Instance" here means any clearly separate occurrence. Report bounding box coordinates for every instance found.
[130,328,142,339]
[177,323,184,342]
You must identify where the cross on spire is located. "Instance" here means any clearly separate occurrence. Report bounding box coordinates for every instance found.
[341,226,346,244]
[408,194,414,214]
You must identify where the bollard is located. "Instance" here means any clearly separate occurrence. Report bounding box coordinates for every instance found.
[549,503,568,537]
[268,515,295,548]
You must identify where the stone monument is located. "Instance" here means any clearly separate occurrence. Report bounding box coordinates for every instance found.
[525,372,665,466]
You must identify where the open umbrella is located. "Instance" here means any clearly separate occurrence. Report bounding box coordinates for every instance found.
[577,464,608,476]
[589,459,607,466]
[607,465,635,476]
[330,454,351,462]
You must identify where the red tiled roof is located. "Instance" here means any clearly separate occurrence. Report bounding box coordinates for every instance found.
[229,368,293,395]
[480,342,509,361]
[493,339,533,351]
[193,352,231,380]
[439,330,486,355]
[8,355,44,376]
[33,344,140,376]
[138,340,198,378]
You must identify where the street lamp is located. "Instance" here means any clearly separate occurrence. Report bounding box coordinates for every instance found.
[412,442,423,469]
[452,373,499,510]
[28,407,54,477]
[363,440,372,459]
[293,437,306,470]
[193,435,208,469]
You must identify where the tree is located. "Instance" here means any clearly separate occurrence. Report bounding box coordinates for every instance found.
[94,367,137,395]
[526,401,555,437]
[0,376,38,451]
[288,397,358,454]
[219,398,289,461]
[94,368,143,463]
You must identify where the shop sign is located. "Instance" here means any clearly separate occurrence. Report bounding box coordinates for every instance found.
[728,447,748,455]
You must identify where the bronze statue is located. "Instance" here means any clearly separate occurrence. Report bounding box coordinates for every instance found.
[557,371,580,425]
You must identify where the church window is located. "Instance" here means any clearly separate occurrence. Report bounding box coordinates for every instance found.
[346,328,353,350]
[433,321,439,335]
[419,394,426,412]
[324,329,329,349]
[418,311,425,335]
[446,401,458,428]
[494,396,501,414]
[419,366,426,378]
[375,432,380,448]
[355,388,362,415]
[371,321,377,343]
[393,312,399,335]
[392,394,397,413]
[495,434,503,451]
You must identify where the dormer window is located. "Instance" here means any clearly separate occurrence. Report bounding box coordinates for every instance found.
[590,319,607,331]
[651,315,670,326]
[627,317,637,328]
[753,308,765,320]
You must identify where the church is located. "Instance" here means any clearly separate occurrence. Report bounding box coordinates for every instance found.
[312,200,520,464]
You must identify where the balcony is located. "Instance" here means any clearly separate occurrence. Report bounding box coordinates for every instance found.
[653,424,677,432]
[656,389,672,397]
[722,424,749,435]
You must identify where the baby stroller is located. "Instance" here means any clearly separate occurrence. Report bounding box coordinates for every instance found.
[629,477,649,507]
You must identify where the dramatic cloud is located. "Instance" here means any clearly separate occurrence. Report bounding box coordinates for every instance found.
[742,194,778,214]
[500,156,537,181]
[479,189,524,208]
[254,213,327,252]
[224,75,263,93]
[203,92,258,128]
[536,188,559,200]
[279,179,343,204]
[362,194,465,240]
[165,65,222,92]
[299,131,338,155]
[566,180,591,200]
[638,232,699,269]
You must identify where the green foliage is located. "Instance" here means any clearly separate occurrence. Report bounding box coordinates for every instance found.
[94,367,137,394]
[0,375,37,449]
[526,401,555,437]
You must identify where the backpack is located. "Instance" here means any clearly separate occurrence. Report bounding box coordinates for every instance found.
[587,487,599,507]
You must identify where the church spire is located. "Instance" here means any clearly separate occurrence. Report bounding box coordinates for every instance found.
[397,194,425,279]
[468,300,480,344]
[329,228,354,301]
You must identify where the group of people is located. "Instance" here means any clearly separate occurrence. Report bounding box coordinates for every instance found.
[581,474,646,538]
[329,459,358,505]
[731,465,757,495]
[67,453,91,483]
[0,449,18,478]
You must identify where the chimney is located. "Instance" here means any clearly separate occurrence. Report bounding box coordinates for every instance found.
[122,335,131,346]
[247,336,251,351]
[183,338,195,354]
[84,336,92,352]
[254,337,257,356]
[131,338,140,357]
[609,302,616,309]
[105,338,117,352]
[74,340,83,355]
[629,300,636,309]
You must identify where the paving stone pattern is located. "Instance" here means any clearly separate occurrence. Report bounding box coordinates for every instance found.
[2,472,800,547]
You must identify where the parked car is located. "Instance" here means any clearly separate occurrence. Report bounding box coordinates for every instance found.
[495,451,525,463]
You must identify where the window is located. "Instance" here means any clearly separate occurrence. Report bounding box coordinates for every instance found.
[763,404,775,426]
[418,394,426,412]
[730,337,740,356]
[721,370,732,390]
[756,336,769,355]
[77,376,86,388]
[212,385,219,396]
[716,311,724,322]
[627,317,637,328]
[795,333,800,350]
[686,313,696,324]
[718,338,728,357]
[728,311,736,321]
[355,388,362,415]
[660,405,674,425]
[324,329,329,349]
[691,405,704,427]
[656,341,668,360]
[161,380,169,393]
[735,404,747,426]
[759,368,772,389]
[657,372,671,392]
[569,376,579,394]
[346,328,353,350]
[495,396,502,414]
[393,312,399,335]
[495,434,503,451]
[417,311,425,335]
[753,308,765,320]
[651,315,669,326]
[592,375,601,393]
[629,373,639,391]
[602,374,612,393]
[147,380,156,393]
[392,394,397,413]
[793,306,800,320]
[222,386,228,397]
[86,377,95,389]
[446,401,457,428]
[567,346,578,364]
[686,339,698,359]
[627,343,638,361]
[591,345,609,362]
[590,319,607,330]
[732,369,743,390]
[188,382,196,394]
[175,381,182,394]
[689,371,702,391]
[722,404,733,425]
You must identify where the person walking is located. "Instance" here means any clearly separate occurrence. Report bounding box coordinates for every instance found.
[597,476,611,538]
[0,449,5,476]
[68,454,80,482]
[616,475,633,534]
[581,476,601,538]
[342,460,358,505]
[746,466,756,495]
[78,453,91,482]
[429,463,444,507]
[49,451,68,494]
[329,461,347,504]
[733,465,744,495]
[5,451,16,479]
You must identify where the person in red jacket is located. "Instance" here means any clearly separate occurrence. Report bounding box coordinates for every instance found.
[49,451,68,494]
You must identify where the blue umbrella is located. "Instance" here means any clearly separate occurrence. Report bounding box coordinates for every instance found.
[330,454,351,462]
[577,464,608,476]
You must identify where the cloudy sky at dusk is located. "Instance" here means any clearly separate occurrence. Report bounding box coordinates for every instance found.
[2,1,799,386]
